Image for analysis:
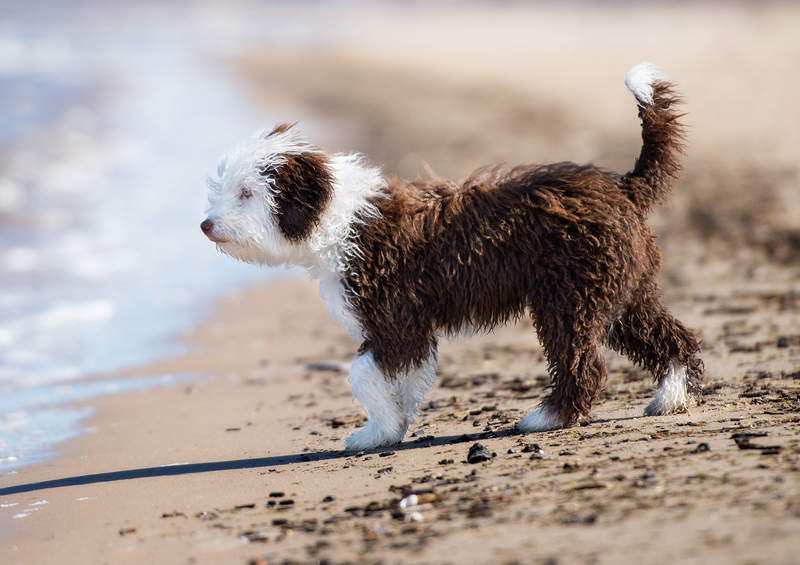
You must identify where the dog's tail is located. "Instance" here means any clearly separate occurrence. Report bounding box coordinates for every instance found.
[622,62,685,214]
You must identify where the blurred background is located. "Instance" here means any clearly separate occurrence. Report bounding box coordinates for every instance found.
[1,0,798,469]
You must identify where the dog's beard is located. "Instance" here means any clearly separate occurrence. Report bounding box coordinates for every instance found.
[216,241,269,265]
[215,239,297,267]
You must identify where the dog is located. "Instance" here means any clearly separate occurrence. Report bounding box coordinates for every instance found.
[201,63,703,451]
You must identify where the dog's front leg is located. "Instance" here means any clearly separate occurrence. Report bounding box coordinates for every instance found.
[345,348,439,451]
[345,352,408,451]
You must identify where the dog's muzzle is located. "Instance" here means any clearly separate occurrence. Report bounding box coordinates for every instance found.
[200,218,228,243]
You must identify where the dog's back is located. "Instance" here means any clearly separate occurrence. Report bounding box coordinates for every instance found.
[347,163,649,346]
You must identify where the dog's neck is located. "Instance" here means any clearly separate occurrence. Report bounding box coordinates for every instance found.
[301,152,386,277]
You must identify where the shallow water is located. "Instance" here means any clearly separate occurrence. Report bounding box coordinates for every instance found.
[0,1,292,470]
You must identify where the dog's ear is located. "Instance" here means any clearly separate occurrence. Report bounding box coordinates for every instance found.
[271,152,333,241]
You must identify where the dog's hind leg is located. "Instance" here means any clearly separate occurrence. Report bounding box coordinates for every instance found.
[519,319,608,432]
[606,293,703,416]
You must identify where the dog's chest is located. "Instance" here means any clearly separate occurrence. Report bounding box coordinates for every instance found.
[318,273,364,342]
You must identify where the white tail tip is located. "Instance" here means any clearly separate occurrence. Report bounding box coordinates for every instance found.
[625,62,668,106]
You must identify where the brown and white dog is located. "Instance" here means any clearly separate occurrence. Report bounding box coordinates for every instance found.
[201,63,703,450]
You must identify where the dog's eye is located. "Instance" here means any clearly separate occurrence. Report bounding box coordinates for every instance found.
[239,187,253,200]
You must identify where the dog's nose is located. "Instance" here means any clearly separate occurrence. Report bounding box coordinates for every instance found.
[200,218,214,234]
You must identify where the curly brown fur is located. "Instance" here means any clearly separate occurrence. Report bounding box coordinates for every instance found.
[341,76,702,426]
[345,160,702,424]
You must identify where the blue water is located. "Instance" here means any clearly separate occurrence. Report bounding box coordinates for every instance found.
[0,2,293,470]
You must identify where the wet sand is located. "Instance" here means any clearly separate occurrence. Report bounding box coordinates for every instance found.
[2,2,800,564]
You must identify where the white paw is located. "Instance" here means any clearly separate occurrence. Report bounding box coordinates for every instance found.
[643,396,687,416]
[644,360,689,416]
[644,392,689,416]
[345,420,405,451]
[518,404,564,432]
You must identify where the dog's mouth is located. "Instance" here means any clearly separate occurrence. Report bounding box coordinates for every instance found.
[205,232,230,244]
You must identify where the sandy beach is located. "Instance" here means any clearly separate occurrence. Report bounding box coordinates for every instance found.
[2,2,800,564]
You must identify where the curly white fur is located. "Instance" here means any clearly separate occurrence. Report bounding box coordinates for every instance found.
[205,128,317,265]
[204,128,385,274]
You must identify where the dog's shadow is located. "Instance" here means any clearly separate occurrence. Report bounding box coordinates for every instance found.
[0,429,526,497]
[0,414,650,497]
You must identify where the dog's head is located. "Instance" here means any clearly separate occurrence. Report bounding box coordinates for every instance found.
[201,123,335,266]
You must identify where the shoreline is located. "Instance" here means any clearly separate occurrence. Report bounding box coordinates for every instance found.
[1,274,312,472]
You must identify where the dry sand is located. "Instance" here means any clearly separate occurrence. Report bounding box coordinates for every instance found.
[2,2,800,564]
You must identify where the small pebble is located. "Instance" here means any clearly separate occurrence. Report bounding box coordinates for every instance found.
[322,495,336,503]
[407,511,423,522]
[239,530,270,543]
[306,361,344,372]
[399,494,419,509]
[467,442,493,463]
